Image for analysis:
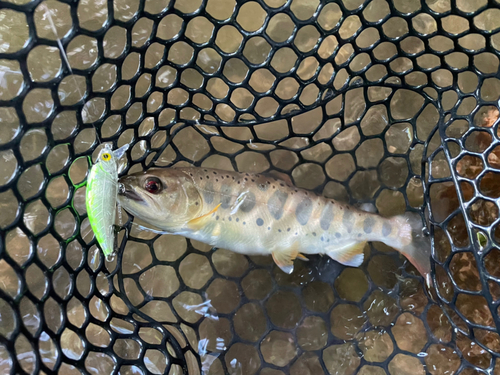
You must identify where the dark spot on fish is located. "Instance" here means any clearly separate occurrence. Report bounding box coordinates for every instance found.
[245,178,248,181]
[295,232,298,235]
[232,176,235,180]
[358,233,362,237]
[240,192,256,212]
[258,183,268,191]
[243,221,246,225]
[268,190,288,220]
[228,217,232,221]
[195,202,199,206]
[204,169,207,172]
[251,179,255,182]
[382,222,392,237]
[267,181,270,184]
[237,181,240,184]
[203,182,214,204]
[272,185,276,189]
[245,173,249,176]
[335,232,341,238]
[280,183,284,187]
[220,184,232,209]
[363,216,375,234]
[216,216,219,220]
[213,171,217,174]
[296,197,313,225]
[216,179,219,182]
[221,176,224,180]
[268,227,270,230]
[278,229,282,232]
[343,210,354,233]
[321,236,324,241]
[200,177,203,180]
[236,218,239,222]
[320,204,334,231]
[226,175,229,178]
[206,176,210,179]
[287,228,291,232]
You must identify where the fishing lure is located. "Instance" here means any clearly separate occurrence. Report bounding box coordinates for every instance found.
[85,143,129,261]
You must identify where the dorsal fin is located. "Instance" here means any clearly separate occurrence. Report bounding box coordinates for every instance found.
[261,171,294,186]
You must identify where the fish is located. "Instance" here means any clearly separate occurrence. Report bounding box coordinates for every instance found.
[117,167,433,288]
[85,143,129,261]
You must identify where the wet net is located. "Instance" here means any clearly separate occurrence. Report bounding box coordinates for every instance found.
[2,0,500,374]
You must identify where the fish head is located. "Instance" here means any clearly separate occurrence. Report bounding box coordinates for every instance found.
[118,168,203,230]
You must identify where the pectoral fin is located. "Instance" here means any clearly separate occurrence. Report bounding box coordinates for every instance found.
[272,247,308,274]
[187,203,221,231]
[325,241,366,267]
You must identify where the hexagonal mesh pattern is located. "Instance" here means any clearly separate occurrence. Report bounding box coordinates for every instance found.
[2,0,500,374]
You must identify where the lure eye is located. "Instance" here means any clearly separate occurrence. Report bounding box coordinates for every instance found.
[101,152,111,161]
[144,177,163,194]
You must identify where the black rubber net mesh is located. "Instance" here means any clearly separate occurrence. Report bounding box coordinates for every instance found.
[2,0,500,374]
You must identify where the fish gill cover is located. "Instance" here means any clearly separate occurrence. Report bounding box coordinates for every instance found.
[1,0,500,374]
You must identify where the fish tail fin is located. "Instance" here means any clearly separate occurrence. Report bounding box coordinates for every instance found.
[392,212,433,290]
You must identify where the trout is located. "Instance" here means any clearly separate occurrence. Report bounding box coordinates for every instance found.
[117,167,432,287]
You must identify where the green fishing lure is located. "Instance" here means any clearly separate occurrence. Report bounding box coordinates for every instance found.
[85,143,129,261]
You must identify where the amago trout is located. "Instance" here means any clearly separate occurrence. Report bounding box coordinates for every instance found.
[117,167,432,287]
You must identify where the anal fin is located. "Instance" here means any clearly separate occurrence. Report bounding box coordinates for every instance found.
[187,203,221,231]
[325,241,366,267]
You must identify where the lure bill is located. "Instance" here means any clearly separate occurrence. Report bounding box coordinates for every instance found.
[85,143,129,261]
[117,167,433,288]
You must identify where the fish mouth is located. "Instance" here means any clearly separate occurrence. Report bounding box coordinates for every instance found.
[118,177,143,203]
[121,187,143,202]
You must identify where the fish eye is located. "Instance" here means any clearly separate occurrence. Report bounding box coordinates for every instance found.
[101,152,111,161]
[144,177,163,194]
